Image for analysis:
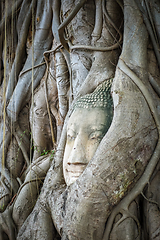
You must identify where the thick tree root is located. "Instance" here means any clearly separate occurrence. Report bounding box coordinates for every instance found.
[0,0,23,33]
[135,0,160,68]
[0,206,16,240]
[14,133,30,167]
[5,0,37,104]
[149,73,160,98]
[58,0,87,51]
[91,0,103,43]
[43,44,63,147]
[59,0,122,52]
[102,0,122,45]
[102,58,160,240]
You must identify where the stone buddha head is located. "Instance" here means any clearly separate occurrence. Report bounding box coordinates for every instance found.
[63,80,113,186]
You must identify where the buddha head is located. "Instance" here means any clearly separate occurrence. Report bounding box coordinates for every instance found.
[63,80,113,186]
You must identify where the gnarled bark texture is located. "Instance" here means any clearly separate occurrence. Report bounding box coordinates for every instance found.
[0,0,160,239]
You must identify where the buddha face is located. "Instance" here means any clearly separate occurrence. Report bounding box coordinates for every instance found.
[63,107,111,186]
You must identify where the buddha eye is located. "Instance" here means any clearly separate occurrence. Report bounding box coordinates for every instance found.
[67,134,75,141]
[89,131,103,141]
[67,128,76,142]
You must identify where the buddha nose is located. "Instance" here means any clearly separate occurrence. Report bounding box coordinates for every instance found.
[67,137,88,165]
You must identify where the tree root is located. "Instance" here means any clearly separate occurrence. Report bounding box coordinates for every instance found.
[5,119,30,168]
[102,0,123,46]
[1,169,19,200]
[5,0,36,104]
[58,0,123,52]
[19,62,46,78]
[44,43,63,80]
[6,0,53,123]
[112,210,141,238]
[148,73,160,98]
[15,177,45,200]
[0,131,19,197]
[43,44,63,148]
[14,133,30,167]
[141,191,159,209]
[69,40,122,52]
[0,206,16,240]
[67,0,123,52]
[58,0,87,51]
[91,0,103,43]
[54,50,69,139]
[144,0,159,44]
[0,0,23,33]
[0,128,11,170]
[116,0,124,11]
[23,154,53,182]
[135,0,160,68]
[102,58,160,240]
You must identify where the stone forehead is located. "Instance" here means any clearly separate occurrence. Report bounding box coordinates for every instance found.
[74,79,113,109]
